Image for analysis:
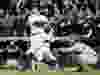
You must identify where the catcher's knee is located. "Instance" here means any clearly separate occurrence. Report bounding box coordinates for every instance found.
[78,54,98,64]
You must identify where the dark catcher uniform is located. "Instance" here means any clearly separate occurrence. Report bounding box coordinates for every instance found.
[50,39,80,70]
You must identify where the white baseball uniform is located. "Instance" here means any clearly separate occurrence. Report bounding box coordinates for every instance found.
[26,14,56,61]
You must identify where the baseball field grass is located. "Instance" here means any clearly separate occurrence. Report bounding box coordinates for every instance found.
[0,64,100,75]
